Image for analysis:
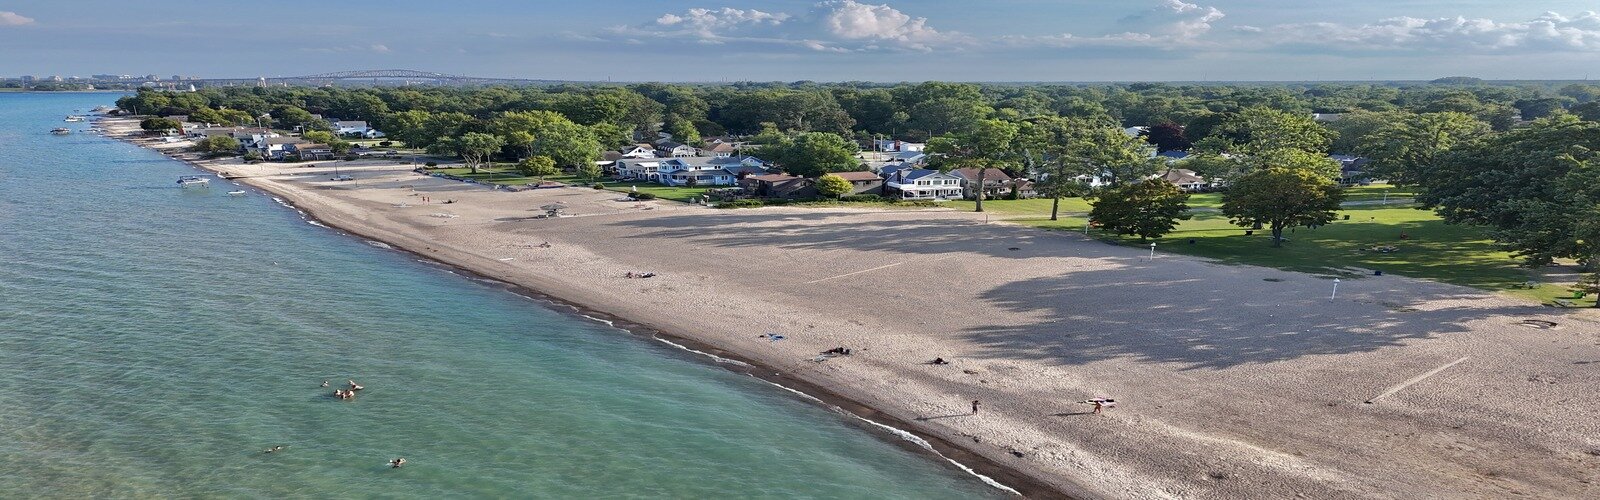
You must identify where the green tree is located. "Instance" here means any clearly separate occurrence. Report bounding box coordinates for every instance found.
[576,163,604,183]
[492,111,602,169]
[815,173,853,199]
[1202,107,1333,155]
[1074,124,1161,188]
[664,115,702,145]
[928,119,1019,212]
[1356,112,1488,186]
[194,136,240,156]
[140,117,181,133]
[1018,117,1097,220]
[762,132,858,178]
[443,132,505,174]
[517,155,560,181]
[1221,168,1346,247]
[1421,116,1600,269]
[1088,178,1193,241]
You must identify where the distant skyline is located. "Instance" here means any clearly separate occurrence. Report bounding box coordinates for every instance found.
[5,1,1600,82]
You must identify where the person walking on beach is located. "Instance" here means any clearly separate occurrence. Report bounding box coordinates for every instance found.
[971,400,981,414]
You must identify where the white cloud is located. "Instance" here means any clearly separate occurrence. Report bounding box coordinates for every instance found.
[0,11,35,26]
[369,44,391,53]
[615,1,962,52]
[1256,11,1600,52]
[1003,0,1226,49]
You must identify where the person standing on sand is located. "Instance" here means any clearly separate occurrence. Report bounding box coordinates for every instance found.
[971,400,980,414]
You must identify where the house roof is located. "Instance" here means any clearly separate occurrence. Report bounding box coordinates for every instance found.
[334,120,367,128]
[1158,168,1205,185]
[296,143,331,150]
[894,169,953,181]
[747,174,803,183]
[262,137,306,145]
[703,142,736,152]
[828,171,881,182]
[950,167,1013,182]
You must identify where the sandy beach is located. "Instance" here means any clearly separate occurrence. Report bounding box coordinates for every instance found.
[102,117,1600,499]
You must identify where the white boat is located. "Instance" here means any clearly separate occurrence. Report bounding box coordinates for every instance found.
[177,175,210,188]
[227,190,246,196]
[50,128,71,135]
[64,116,84,122]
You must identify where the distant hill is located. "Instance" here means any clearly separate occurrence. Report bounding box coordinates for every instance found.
[1431,76,1484,85]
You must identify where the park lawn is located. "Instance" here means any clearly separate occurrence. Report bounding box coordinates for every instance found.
[428,167,712,202]
[1002,203,1581,305]
[946,197,1095,216]
[607,182,716,203]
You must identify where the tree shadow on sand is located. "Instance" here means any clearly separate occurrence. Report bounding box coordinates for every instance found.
[961,263,1547,370]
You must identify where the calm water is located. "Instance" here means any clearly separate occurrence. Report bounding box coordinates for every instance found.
[0,93,1003,498]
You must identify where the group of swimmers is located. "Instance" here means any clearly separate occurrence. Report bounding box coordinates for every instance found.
[325,379,364,400]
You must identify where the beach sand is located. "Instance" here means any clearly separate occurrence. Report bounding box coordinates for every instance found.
[104,118,1600,499]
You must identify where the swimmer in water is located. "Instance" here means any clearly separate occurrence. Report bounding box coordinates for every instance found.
[389,458,407,468]
[348,380,364,391]
[264,445,285,453]
[320,380,329,387]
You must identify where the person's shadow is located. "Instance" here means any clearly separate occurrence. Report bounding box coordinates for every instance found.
[1050,411,1095,417]
[915,413,973,421]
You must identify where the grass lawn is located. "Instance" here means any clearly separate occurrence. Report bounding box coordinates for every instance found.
[427,167,714,202]
[954,194,1580,305]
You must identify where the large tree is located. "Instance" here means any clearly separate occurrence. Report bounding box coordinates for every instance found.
[1089,179,1193,241]
[517,155,560,182]
[1018,117,1098,221]
[442,132,505,174]
[492,110,601,169]
[139,117,181,133]
[761,132,858,178]
[1356,112,1487,186]
[815,173,853,199]
[927,119,1019,212]
[1420,116,1600,269]
[1221,168,1346,247]
[1200,106,1333,155]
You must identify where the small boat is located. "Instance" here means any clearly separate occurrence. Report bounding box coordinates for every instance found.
[50,128,71,135]
[64,116,84,122]
[177,175,210,188]
[227,190,246,196]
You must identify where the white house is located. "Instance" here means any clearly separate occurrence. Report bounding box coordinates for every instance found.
[619,144,658,159]
[617,156,768,186]
[331,120,384,138]
[655,141,699,158]
[872,139,926,153]
[1154,168,1210,192]
[882,168,965,200]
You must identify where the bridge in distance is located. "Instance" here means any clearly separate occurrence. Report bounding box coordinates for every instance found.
[190,69,560,87]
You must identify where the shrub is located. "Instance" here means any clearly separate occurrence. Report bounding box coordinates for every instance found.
[839,194,884,203]
[715,199,767,209]
[242,151,263,162]
[629,192,658,200]
[343,155,359,161]
[378,141,392,147]
[424,161,438,168]
[592,183,606,189]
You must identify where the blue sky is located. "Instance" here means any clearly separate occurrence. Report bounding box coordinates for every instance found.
[3,1,1600,81]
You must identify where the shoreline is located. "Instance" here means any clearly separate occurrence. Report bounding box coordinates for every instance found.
[99,117,1077,498]
[98,116,1600,499]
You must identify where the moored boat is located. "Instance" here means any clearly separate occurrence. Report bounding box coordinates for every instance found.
[50,128,71,135]
[64,116,85,122]
[227,190,246,196]
[177,175,210,188]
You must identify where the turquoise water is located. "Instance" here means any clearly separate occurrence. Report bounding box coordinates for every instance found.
[0,93,1003,498]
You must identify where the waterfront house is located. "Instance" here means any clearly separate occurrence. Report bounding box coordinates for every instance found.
[949,167,1015,199]
[741,174,816,199]
[872,139,926,153]
[655,141,699,158]
[827,171,884,195]
[292,143,335,161]
[619,144,657,159]
[250,136,307,160]
[883,169,964,201]
[702,142,737,158]
[617,156,768,186]
[330,120,384,138]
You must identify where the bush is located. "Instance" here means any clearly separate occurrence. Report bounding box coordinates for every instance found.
[715,199,767,209]
[592,183,606,189]
[343,155,359,161]
[839,194,884,203]
[242,151,263,162]
[378,141,392,147]
[424,161,438,168]
[629,192,658,200]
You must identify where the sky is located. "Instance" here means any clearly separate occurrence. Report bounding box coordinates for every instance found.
[3,0,1600,81]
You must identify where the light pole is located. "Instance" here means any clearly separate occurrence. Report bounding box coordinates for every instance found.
[1382,190,1389,204]
[1331,278,1341,300]
[1148,242,1157,261]
[1084,219,1090,235]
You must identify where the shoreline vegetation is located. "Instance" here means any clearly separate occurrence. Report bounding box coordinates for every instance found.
[100,115,1600,499]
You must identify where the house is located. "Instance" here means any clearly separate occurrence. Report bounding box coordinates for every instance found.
[1155,168,1210,192]
[249,136,307,160]
[949,167,1015,199]
[1331,154,1371,185]
[741,174,816,199]
[1124,126,1149,138]
[619,144,657,159]
[872,139,926,153]
[655,141,699,158]
[616,156,769,186]
[701,142,737,158]
[292,143,335,161]
[882,169,965,201]
[331,120,383,138]
[826,171,884,195]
